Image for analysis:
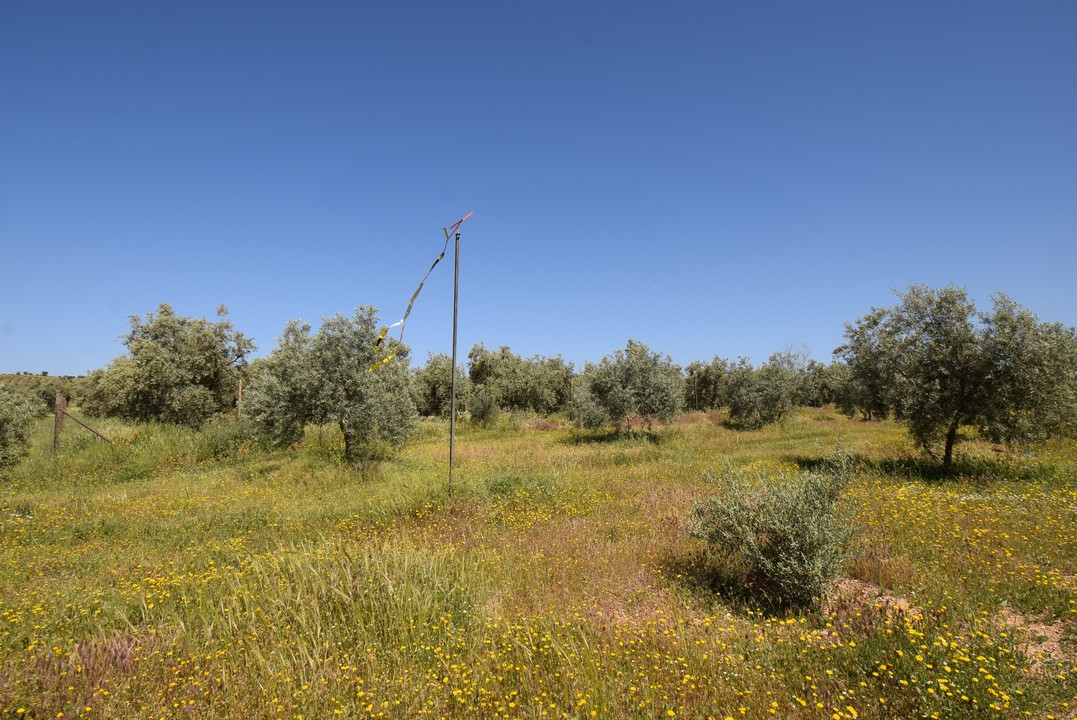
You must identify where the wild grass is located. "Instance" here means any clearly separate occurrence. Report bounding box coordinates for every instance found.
[0,411,1074,718]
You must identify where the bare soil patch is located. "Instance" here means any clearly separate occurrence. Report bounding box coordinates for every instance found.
[1000,605,1073,672]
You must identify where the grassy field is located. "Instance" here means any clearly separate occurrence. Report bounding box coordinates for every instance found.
[1,410,1074,719]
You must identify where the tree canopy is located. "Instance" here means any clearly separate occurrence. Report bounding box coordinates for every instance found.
[722,352,803,429]
[684,357,727,412]
[571,339,684,433]
[836,285,1077,468]
[412,353,469,418]
[245,307,418,465]
[81,304,253,426]
[466,344,573,415]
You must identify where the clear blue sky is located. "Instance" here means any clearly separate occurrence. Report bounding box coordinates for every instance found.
[3,2,1075,376]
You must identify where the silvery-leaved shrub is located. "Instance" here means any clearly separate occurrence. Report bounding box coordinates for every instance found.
[412,353,469,418]
[686,459,854,608]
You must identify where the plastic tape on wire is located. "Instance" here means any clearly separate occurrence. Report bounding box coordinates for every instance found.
[368,241,449,370]
[369,353,396,371]
[369,212,472,372]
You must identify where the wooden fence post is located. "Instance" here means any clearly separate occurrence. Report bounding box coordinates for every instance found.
[53,393,66,456]
[52,395,112,453]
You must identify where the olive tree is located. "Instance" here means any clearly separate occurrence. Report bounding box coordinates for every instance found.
[571,339,684,434]
[245,307,418,465]
[833,308,894,421]
[977,295,1077,446]
[798,359,843,408]
[684,357,728,411]
[467,343,573,415]
[0,384,38,468]
[722,352,801,429]
[81,303,253,426]
[412,353,469,418]
[523,354,574,414]
[466,343,522,406]
[836,285,1077,468]
[1,375,75,415]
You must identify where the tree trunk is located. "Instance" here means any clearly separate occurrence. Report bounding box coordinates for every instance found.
[943,419,959,470]
[341,420,354,463]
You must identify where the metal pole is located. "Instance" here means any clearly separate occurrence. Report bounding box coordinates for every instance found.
[448,230,460,496]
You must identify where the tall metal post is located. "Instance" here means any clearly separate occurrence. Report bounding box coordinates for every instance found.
[448,230,461,496]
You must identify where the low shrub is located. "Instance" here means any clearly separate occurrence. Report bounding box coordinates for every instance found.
[686,460,855,608]
[467,384,499,426]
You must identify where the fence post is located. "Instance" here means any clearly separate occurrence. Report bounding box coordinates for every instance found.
[53,393,66,456]
[236,377,243,420]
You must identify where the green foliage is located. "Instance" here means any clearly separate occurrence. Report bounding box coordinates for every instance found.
[240,323,316,447]
[411,353,469,417]
[525,354,574,414]
[686,460,854,608]
[466,343,573,415]
[0,375,76,415]
[466,383,499,426]
[571,339,684,433]
[197,416,272,459]
[684,357,727,411]
[80,303,253,426]
[797,359,843,408]
[30,377,70,414]
[833,309,893,421]
[0,384,38,468]
[245,307,418,465]
[722,359,761,427]
[568,375,609,429]
[759,350,805,417]
[836,285,1077,467]
[977,294,1077,446]
[722,352,801,429]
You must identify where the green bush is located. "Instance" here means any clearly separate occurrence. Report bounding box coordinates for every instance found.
[80,303,253,427]
[466,343,574,414]
[572,339,684,434]
[568,376,609,429]
[412,353,470,417]
[686,461,854,607]
[723,353,801,429]
[466,384,499,426]
[0,384,38,468]
[684,357,728,411]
